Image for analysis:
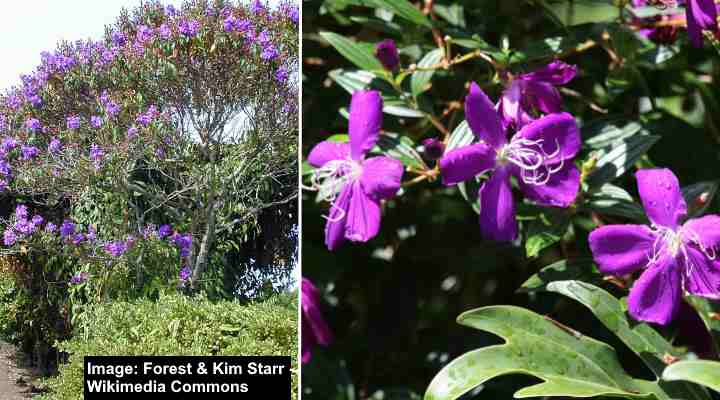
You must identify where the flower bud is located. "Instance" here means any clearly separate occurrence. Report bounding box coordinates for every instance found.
[422,138,445,160]
[375,39,400,71]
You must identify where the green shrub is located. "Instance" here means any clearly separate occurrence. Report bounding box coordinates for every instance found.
[0,266,20,342]
[40,292,298,400]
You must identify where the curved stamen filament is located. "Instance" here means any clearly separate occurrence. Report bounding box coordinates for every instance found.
[647,225,717,279]
[499,137,563,186]
[307,158,362,223]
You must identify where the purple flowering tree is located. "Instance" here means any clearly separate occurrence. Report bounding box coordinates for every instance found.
[0,0,298,370]
[303,0,720,398]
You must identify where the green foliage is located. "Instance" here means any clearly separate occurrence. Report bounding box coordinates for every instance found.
[39,293,298,400]
[663,361,720,393]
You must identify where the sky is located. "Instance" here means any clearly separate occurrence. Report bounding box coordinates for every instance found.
[0,0,282,89]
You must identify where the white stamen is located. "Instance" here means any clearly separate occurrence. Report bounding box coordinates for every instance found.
[647,225,716,280]
[496,137,563,185]
[305,158,362,221]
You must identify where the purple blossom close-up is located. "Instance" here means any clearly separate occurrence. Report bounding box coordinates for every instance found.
[589,168,720,325]
[307,90,404,250]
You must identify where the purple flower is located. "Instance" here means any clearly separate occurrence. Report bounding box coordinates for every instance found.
[686,0,718,47]
[251,0,265,13]
[31,215,44,227]
[159,23,172,40]
[3,229,16,246]
[90,144,104,168]
[20,146,39,160]
[165,4,178,17]
[589,168,720,325]
[127,126,139,139]
[375,39,400,71]
[158,224,172,238]
[172,233,193,257]
[14,220,34,235]
[235,19,252,33]
[261,45,279,61]
[70,272,88,285]
[275,67,288,83]
[71,233,85,245]
[301,278,333,364]
[90,116,103,128]
[0,179,7,192]
[48,137,62,154]
[45,222,57,233]
[105,101,120,117]
[29,95,42,107]
[440,83,581,241]
[60,220,75,238]
[499,61,577,128]
[136,25,154,43]
[179,265,192,282]
[1,136,18,154]
[112,31,127,46]
[25,118,41,132]
[86,226,96,242]
[422,138,445,160]
[307,91,403,250]
[104,240,128,257]
[179,20,200,38]
[258,30,272,45]
[15,205,28,220]
[67,116,81,130]
[0,160,11,176]
[223,16,237,32]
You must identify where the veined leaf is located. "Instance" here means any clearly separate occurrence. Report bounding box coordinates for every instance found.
[586,134,660,187]
[411,49,443,97]
[320,32,385,71]
[363,0,431,27]
[371,132,426,170]
[546,281,711,400]
[583,118,643,149]
[584,183,647,222]
[519,258,601,292]
[424,305,667,400]
[662,361,720,393]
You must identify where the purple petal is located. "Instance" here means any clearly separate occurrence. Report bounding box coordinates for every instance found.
[687,0,718,47]
[522,61,577,85]
[524,81,562,114]
[308,141,350,167]
[499,81,533,128]
[628,255,682,325]
[684,247,720,299]
[301,279,334,345]
[589,224,656,276]
[344,182,381,243]
[439,143,496,186]
[324,184,352,250]
[683,214,720,249]
[636,168,687,229]
[517,112,580,164]
[514,162,580,207]
[360,156,404,200]
[349,90,383,161]
[478,166,517,241]
[465,82,505,148]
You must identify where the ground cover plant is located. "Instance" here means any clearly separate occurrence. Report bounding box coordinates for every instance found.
[301,1,720,399]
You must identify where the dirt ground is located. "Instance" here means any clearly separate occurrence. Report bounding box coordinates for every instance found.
[0,342,38,400]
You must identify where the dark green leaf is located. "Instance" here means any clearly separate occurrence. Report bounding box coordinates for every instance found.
[411,49,443,97]
[662,361,720,393]
[586,134,660,187]
[320,31,385,71]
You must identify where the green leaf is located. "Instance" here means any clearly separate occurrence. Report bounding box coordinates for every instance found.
[586,134,660,187]
[424,305,666,400]
[545,281,711,400]
[519,258,601,293]
[681,181,718,218]
[383,105,425,118]
[685,296,720,355]
[525,210,571,258]
[544,0,620,26]
[583,118,644,150]
[433,4,465,28]
[329,69,421,117]
[320,32,385,71]
[363,0,431,27]
[411,49,443,97]
[583,183,647,222]
[372,132,426,170]
[662,361,720,393]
